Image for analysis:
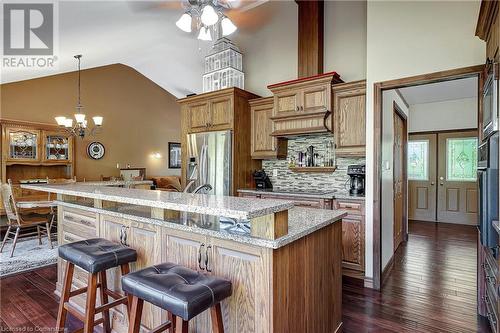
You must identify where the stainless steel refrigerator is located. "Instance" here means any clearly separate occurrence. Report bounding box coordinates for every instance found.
[186,130,232,196]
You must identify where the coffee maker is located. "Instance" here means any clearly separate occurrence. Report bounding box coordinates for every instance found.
[347,165,365,197]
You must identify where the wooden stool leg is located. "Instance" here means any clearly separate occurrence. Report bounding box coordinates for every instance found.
[83,273,98,333]
[127,296,144,333]
[56,262,75,331]
[167,312,176,333]
[210,303,224,333]
[175,316,188,333]
[99,271,111,333]
[120,263,132,315]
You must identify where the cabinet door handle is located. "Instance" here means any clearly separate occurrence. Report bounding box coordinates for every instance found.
[120,226,129,246]
[296,106,299,111]
[205,245,212,272]
[198,243,206,270]
[300,106,304,111]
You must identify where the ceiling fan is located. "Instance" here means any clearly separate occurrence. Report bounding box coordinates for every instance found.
[128,0,275,40]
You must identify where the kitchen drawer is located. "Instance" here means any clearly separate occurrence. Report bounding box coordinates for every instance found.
[484,286,499,333]
[335,200,364,215]
[261,194,327,209]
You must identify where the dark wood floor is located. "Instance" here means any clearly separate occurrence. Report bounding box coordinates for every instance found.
[343,220,490,333]
[0,220,491,332]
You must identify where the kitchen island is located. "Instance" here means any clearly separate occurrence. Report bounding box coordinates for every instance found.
[21,184,346,333]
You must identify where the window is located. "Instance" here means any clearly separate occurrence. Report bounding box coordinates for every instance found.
[446,137,478,181]
[408,140,429,180]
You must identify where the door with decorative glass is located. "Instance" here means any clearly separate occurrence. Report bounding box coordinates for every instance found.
[408,133,437,221]
[437,131,478,225]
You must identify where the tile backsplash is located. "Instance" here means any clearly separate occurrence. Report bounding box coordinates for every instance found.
[262,135,365,194]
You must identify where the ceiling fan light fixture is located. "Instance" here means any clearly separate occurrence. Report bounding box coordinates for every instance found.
[201,5,219,26]
[197,27,212,41]
[176,12,192,32]
[221,17,237,36]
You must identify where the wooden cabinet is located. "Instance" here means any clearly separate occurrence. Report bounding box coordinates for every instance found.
[210,238,271,333]
[334,199,365,277]
[250,97,287,159]
[268,72,342,136]
[160,228,271,333]
[185,94,233,133]
[99,215,162,332]
[179,88,262,195]
[332,80,366,157]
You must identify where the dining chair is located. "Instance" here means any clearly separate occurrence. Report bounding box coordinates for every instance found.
[0,180,54,257]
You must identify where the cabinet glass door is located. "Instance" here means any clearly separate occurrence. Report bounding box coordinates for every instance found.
[8,130,39,160]
[45,134,70,161]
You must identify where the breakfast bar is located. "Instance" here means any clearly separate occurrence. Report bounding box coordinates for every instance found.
[21,183,346,333]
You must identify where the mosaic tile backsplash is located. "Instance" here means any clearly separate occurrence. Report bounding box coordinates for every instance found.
[262,135,365,195]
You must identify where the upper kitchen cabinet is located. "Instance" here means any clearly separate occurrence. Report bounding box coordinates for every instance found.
[178,88,262,194]
[476,0,499,61]
[42,131,73,163]
[332,80,367,157]
[268,72,342,136]
[182,90,235,133]
[250,97,287,159]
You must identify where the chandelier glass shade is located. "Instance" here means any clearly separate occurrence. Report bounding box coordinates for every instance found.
[55,55,103,139]
[175,1,237,41]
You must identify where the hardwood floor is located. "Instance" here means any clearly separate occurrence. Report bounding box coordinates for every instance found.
[0,220,491,332]
[343,220,491,333]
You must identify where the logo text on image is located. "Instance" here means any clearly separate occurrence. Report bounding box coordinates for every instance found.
[3,2,58,69]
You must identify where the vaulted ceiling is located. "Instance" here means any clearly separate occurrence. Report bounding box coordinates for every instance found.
[1,1,274,98]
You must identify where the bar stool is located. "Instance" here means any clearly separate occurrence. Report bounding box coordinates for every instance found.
[56,238,138,333]
[121,262,232,333]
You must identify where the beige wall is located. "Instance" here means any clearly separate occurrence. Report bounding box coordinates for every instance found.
[365,0,485,278]
[235,0,367,97]
[1,64,181,180]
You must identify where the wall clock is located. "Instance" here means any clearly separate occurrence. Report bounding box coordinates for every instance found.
[87,142,105,160]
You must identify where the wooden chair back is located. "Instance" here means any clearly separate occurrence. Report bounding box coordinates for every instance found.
[1,180,20,226]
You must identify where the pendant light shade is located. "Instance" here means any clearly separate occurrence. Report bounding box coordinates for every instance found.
[201,5,218,26]
[93,116,103,126]
[198,27,212,41]
[74,113,86,123]
[221,17,237,36]
[176,13,192,32]
[55,116,67,126]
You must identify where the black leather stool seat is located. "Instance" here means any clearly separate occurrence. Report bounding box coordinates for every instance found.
[58,238,137,273]
[121,262,232,321]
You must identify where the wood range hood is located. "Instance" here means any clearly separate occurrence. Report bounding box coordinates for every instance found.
[296,0,325,78]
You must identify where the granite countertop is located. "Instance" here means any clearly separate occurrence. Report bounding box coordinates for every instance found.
[77,180,153,186]
[21,184,294,220]
[237,188,365,201]
[57,200,346,249]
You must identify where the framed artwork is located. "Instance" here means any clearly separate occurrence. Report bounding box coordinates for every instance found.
[168,142,181,169]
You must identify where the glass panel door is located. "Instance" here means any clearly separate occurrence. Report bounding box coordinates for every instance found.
[45,135,70,161]
[446,137,478,181]
[408,140,429,181]
[8,130,39,160]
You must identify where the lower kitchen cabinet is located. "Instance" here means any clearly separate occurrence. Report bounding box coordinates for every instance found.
[238,191,366,278]
[98,214,162,332]
[161,228,271,333]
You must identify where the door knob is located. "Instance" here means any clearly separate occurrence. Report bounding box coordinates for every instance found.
[439,176,444,180]
[430,182,435,185]
[440,182,444,186]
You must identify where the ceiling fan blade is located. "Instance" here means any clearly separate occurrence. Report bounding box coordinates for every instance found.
[127,1,184,13]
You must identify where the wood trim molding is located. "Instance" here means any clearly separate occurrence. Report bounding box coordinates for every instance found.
[371,64,484,291]
[476,0,499,41]
[394,89,410,109]
[381,252,396,287]
[0,118,62,131]
[409,128,478,135]
[296,0,324,78]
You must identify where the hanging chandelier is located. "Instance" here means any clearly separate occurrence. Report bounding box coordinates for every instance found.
[55,55,103,139]
[175,0,237,41]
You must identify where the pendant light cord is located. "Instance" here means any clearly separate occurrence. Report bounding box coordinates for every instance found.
[75,54,82,107]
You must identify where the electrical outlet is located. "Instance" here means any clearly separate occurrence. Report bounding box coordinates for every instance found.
[272,169,278,178]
